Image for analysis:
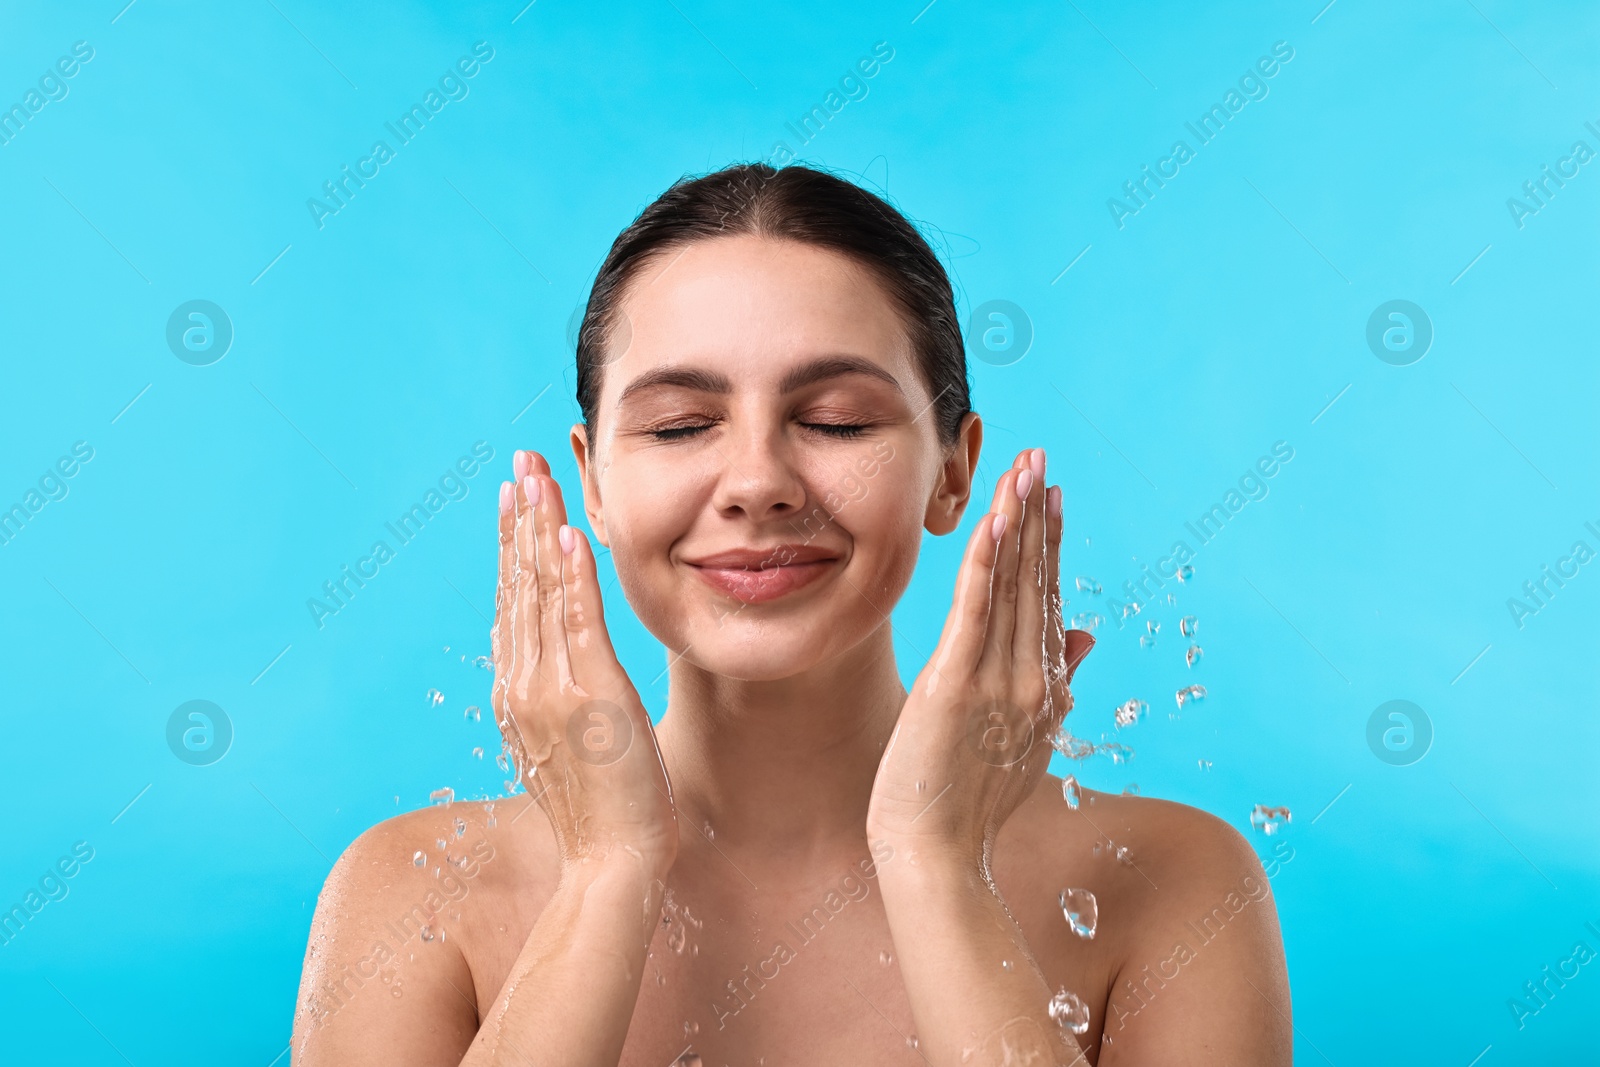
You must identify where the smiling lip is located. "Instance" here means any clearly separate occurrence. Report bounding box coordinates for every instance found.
[683,544,840,605]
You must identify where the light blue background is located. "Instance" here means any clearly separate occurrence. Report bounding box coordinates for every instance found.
[2,0,1596,1062]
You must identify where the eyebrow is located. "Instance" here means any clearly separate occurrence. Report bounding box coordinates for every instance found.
[616,355,903,406]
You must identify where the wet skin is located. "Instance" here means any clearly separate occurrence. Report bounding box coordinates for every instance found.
[292,236,1291,1065]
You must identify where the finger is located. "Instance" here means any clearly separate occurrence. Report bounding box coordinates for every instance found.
[493,477,515,703]
[527,469,575,687]
[979,455,1033,673]
[1012,449,1049,703]
[557,523,625,695]
[1044,481,1066,703]
[511,463,548,700]
[925,505,1006,684]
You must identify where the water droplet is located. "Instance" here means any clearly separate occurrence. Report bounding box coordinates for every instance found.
[1122,783,1140,796]
[454,818,466,838]
[443,645,451,653]
[1048,988,1091,1035]
[668,923,687,953]
[472,746,484,759]
[683,1020,700,1036]
[1062,775,1081,810]
[1075,576,1102,595]
[880,950,894,965]
[1175,684,1207,709]
[1092,841,1103,856]
[436,838,448,851]
[464,705,481,722]
[906,1035,920,1050]
[426,688,445,707]
[1250,804,1292,835]
[420,924,435,942]
[1002,959,1013,971]
[1165,593,1176,605]
[496,750,509,772]
[486,803,497,828]
[1177,564,1194,582]
[1186,644,1204,668]
[704,822,715,841]
[1197,759,1213,771]
[430,787,454,806]
[412,850,425,867]
[1139,634,1156,650]
[475,655,493,670]
[1070,611,1103,632]
[915,779,926,793]
[1180,615,1198,637]
[1146,620,1160,635]
[673,1052,702,1067]
[1059,887,1098,939]
[1114,699,1147,728]
[1115,845,1133,866]
[1121,601,1141,619]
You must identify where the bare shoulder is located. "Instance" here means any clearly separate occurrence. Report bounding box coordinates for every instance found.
[997,776,1293,1065]
[291,800,548,1065]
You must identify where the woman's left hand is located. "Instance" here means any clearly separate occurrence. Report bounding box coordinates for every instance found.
[866,446,1095,866]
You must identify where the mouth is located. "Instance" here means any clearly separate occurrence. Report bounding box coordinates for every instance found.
[683,545,841,605]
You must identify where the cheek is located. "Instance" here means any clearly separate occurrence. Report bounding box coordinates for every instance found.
[838,477,926,603]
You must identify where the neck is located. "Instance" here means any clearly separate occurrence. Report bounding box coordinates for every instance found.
[654,624,908,868]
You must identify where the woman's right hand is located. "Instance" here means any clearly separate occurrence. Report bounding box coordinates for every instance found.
[492,449,678,876]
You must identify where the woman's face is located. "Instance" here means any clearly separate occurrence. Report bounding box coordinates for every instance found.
[571,234,979,682]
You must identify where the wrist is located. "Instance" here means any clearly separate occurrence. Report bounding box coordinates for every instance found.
[869,832,987,891]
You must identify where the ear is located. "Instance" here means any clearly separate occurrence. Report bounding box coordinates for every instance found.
[569,422,610,548]
[924,411,982,536]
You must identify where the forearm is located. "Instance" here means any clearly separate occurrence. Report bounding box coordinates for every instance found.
[461,854,667,1067]
[876,840,1088,1067]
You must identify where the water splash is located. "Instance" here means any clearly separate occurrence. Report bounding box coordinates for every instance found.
[1175,684,1207,709]
[454,818,466,838]
[1059,887,1098,939]
[1139,634,1156,650]
[1121,601,1141,619]
[412,850,425,867]
[1062,775,1081,810]
[1186,644,1204,668]
[1197,759,1213,771]
[1114,699,1147,729]
[1146,620,1160,635]
[1070,611,1103,632]
[1122,783,1140,796]
[1075,576,1102,595]
[464,705,481,722]
[1250,805,1292,835]
[429,787,454,806]
[1180,615,1198,637]
[472,746,484,759]
[426,689,445,707]
[475,655,493,670]
[1048,988,1091,1035]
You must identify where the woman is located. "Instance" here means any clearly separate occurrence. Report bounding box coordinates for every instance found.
[292,163,1291,1065]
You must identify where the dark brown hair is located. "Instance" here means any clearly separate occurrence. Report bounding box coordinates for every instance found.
[575,162,970,450]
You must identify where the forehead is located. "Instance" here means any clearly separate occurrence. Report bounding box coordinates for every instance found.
[603,234,920,397]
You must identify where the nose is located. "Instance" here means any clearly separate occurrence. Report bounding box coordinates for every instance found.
[708,421,808,521]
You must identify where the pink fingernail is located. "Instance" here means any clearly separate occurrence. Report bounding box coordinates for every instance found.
[558,524,575,555]
[522,474,540,508]
[499,481,512,513]
[514,451,531,480]
[1047,484,1062,519]
[1031,448,1045,481]
[991,512,1008,541]
[1015,468,1033,501]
